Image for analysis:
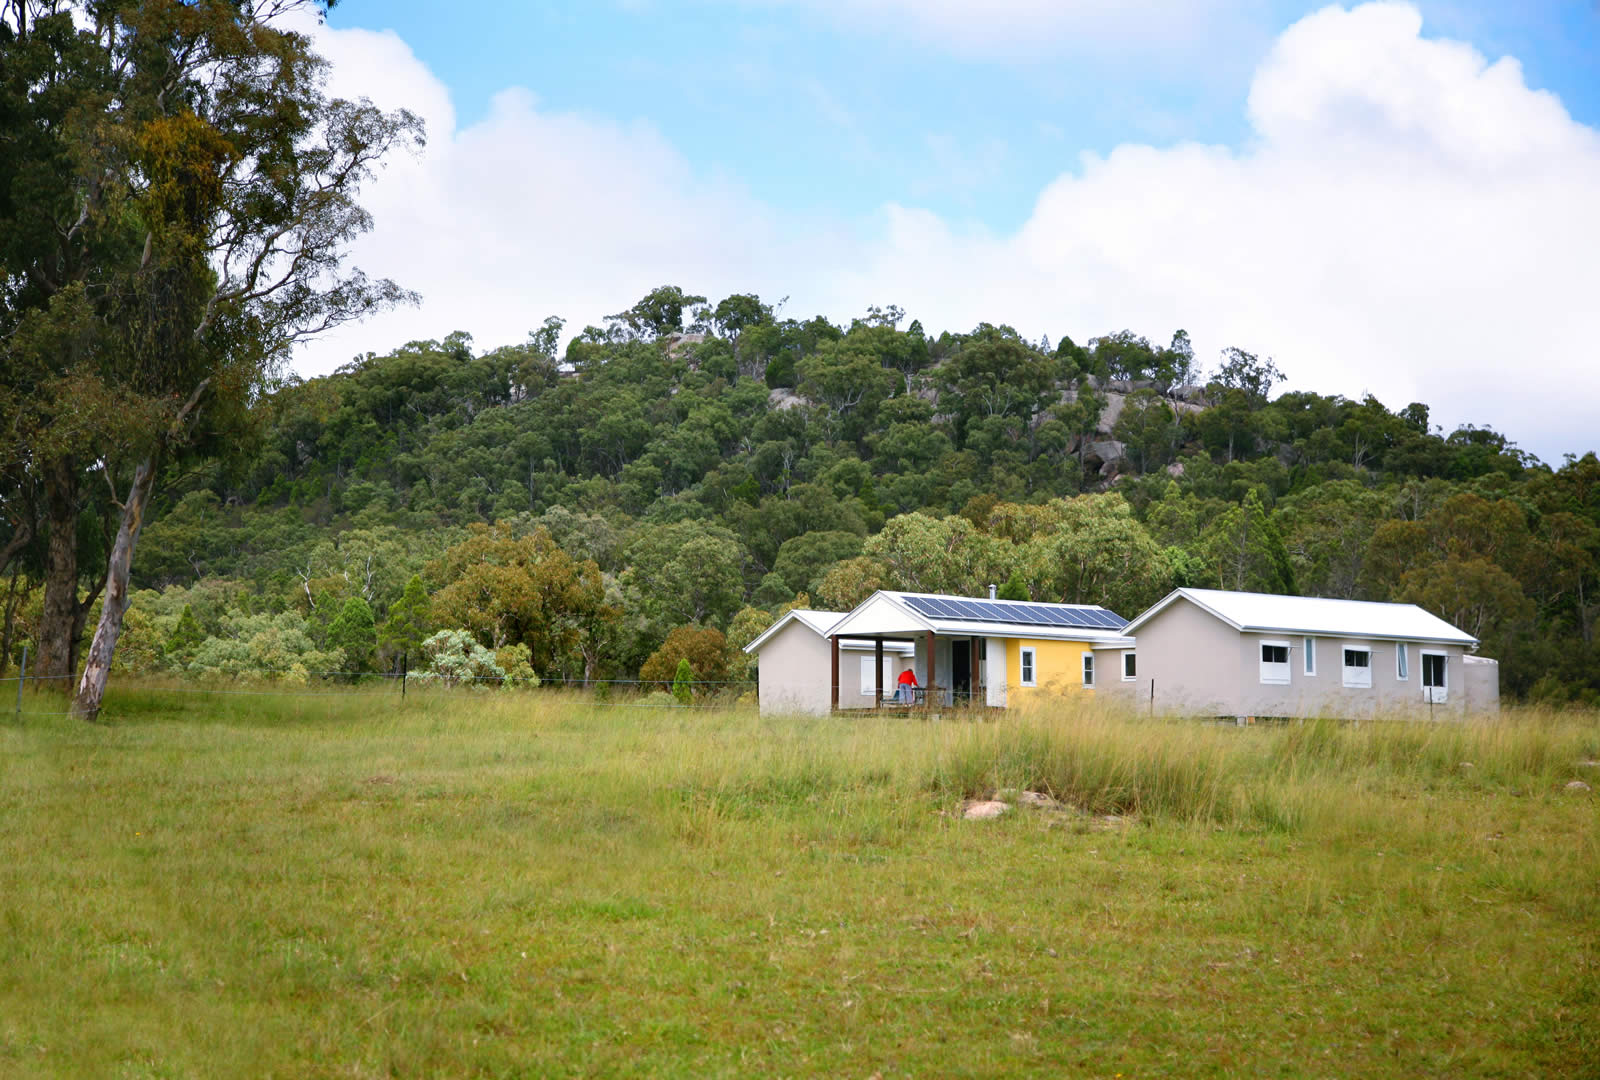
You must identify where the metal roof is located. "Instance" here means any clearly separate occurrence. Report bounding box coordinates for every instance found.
[742,609,915,654]
[900,593,1126,631]
[1122,588,1478,645]
[826,591,1131,643]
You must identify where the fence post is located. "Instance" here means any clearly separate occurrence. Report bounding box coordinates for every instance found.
[15,644,26,722]
[1149,678,1154,717]
[401,652,407,698]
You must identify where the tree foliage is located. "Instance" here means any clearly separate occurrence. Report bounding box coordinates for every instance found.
[7,259,1592,703]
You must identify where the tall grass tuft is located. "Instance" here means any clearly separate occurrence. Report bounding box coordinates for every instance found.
[923,698,1600,828]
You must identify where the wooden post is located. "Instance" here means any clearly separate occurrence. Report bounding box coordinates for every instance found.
[14,644,25,722]
[874,638,883,709]
[926,631,936,706]
[830,635,840,711]
[401,652,407,698]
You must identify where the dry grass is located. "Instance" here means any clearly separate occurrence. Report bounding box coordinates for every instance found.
[0,684,1596,1077]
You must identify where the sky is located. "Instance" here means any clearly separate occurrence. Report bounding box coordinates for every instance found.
[293,0,1600,465]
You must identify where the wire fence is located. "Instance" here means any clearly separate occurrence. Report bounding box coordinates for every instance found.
[2,652,760,718]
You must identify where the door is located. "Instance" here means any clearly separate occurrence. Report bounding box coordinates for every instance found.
[952,641,971,705]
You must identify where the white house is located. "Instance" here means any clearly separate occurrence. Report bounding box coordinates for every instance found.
[743,609,914,716]
[1101,588,1499,719]
[746,591,1130,714]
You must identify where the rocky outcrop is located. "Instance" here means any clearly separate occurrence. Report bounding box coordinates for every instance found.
[960,790,1134,830]
[1083,440,1125,470]
[1096,391,1126,434]
[768,388,808,412]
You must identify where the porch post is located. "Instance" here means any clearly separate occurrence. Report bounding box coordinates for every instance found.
[874,638,884,708]
[830,635,840,711]
[926,630,936,704]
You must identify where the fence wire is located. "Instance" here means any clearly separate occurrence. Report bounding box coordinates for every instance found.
[4,662,758,717]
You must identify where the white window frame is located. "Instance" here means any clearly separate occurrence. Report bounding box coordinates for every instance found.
[1342,644,1373,689]
[1122,651,1137,681]
[1420,649,1448,703]
[1259,639,1292,685]
[859,655,890,697]
[1081,652,1095,688]
[1395,641,1409,681]
[1303,636,1316,676]
[1019,646,1037,688]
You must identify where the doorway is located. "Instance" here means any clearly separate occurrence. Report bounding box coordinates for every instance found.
[952,641,971,704]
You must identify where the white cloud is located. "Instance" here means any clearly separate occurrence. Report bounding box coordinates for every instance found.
[294,14,839,371]
[293,2,1600,464]
[837,2,1600,461]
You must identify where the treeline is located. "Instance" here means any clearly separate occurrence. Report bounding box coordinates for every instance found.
[4,287,1597,702]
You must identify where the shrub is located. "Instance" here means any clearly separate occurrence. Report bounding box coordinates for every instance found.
[418,629,505,687]
[640,625,728,691]
[494,643,540,689]
[672,658,694,705]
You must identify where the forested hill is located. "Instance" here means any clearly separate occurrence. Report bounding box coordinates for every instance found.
[45,287,1600,700]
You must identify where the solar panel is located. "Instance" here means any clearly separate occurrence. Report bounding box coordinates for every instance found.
[967,600,1010,622]
[904,593,1125,630]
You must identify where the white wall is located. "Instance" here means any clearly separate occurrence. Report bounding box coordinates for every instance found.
[753,619,833,716]
[1126,597,1493,719]
[753,622,915,715]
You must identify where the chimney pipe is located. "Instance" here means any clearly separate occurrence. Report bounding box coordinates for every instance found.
[988,583,997,600]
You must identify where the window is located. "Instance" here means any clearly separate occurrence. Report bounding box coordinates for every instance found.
[1342,646,1372,688]
[1122,652,1137,680]
[1020,647,1037,687]
[1259,640,1291,685]
[1422,652,1447,703]
[1082,652,1095,688]
[859,656,891,696]
[1396,642,1409,680]
[1304,636,1316,676]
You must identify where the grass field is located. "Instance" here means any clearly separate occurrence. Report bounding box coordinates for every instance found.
[2,684,1597,1078]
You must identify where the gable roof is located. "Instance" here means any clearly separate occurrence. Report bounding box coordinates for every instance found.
[826,590,1130,643]
[743,609,841,654]
[1122,588,1477,646]
[742,609,915,654]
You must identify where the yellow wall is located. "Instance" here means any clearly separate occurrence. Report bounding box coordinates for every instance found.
[1006,637,1097,694]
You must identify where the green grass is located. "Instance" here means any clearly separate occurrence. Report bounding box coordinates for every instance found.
[1,685,1597,1078]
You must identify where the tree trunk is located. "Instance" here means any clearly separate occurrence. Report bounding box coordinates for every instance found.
[0,564,21,677]
[35,456,80,685]
[72,457,158,722]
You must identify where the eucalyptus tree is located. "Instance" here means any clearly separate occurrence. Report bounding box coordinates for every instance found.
[0,0,423,718]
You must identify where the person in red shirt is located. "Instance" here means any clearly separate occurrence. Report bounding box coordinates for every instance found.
[896,667,919,704]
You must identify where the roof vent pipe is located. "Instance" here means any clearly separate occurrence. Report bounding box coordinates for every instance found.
[988,583,997,600]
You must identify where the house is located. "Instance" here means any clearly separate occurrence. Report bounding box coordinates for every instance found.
[743,609,915,716]
[1101,588,1499,719]
[812,590,1130,711]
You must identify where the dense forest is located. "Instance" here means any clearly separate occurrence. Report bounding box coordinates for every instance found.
[4,284,1596,703]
